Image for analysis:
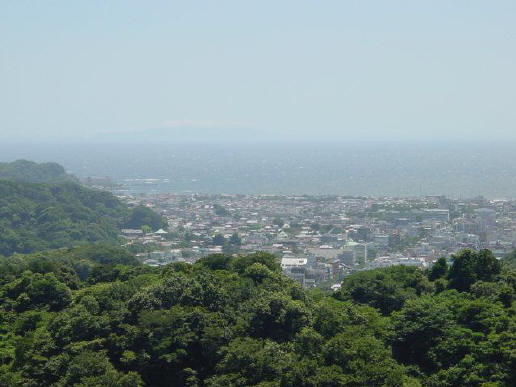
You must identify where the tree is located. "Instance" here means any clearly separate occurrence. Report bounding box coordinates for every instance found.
[60,350,144,386]
[448,249,501,291]
[323,330,404,385]
[213,204,230,217]
[247,291,311,341]
[72,244,138,266]
[335,265,432,315]
[197,254,233,271]
[229,232,241,246]
[141,224,152,235]
[448,250,477,291]
[391,296,454,372]
[474,249,502,282]
[206,338,291,386]
[211,234,225,246]
[428,257,448,281]
[272,218,284,228]
[232,252,281,274]
[26,273,71,311]
[124,205,167,231]
[244,263,274,283]
[502,249,516,270]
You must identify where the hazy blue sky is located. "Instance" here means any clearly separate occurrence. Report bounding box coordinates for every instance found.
[1,1,515,142]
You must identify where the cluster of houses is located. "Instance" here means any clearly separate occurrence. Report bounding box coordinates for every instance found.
[117,194,516,287]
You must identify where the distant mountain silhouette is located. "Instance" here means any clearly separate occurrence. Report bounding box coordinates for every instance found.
[98,126,282,143]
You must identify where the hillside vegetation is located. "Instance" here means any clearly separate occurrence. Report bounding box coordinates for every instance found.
[503,250,516,271]
[0,248,513,386]
[0,160,77,184]
[0,161,167,256]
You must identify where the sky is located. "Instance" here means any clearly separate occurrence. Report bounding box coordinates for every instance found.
[0,0,515,142]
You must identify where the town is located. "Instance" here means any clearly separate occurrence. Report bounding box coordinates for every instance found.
[117,193,514,288]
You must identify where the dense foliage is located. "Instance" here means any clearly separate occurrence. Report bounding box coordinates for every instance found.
[0,180,166,256]
[124,205,168,231]
[503,250,516,271]
[0,160,77,184]
[0,247,514,386]
[0,160,513,385]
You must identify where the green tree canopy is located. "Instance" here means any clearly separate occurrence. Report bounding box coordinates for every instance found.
[124,205,167,231]
[448,249,501,291]
[334,265,432,315]
[0,248,514,386]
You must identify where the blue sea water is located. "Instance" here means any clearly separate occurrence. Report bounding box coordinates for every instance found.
[1,141,516,198]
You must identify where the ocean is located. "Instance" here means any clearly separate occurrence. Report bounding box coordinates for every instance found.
[1,141,516,198]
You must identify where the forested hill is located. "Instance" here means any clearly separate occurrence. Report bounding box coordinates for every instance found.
[0,248,514,386]
[0,180,166,256]
[0,160,78,183]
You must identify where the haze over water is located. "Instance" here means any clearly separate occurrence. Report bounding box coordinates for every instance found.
[2,2,515,199]
[1,141,515,199]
